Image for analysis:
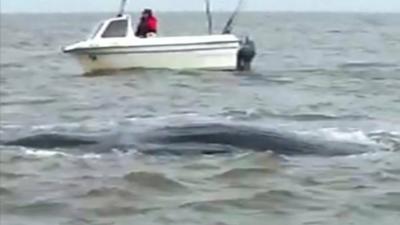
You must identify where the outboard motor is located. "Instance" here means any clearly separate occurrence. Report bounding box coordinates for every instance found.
[237,36,256,71]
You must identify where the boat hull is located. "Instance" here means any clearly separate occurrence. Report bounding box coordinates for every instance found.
[73,47,238,73]
[64,33,241,73]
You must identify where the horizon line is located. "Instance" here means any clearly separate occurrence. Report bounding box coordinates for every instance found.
[1,10,400,14]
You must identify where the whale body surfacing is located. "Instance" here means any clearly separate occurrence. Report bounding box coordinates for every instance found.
[2,123,373,156]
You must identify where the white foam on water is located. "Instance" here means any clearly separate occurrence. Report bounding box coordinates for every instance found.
[31,123,81,131]
[31,120,117,132]
[295,128,377,145]
[125,113,222,128]
[126,113,200,122]
[223,108,263,121]
[24,149,69,158]
[22,148,103,160]
[0,124,22,129]
[81,153,102,159]
[345,150,394,160]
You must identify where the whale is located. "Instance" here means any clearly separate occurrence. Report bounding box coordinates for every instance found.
[1,123,376,156]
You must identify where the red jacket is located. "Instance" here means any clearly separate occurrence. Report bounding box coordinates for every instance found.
[147,16,158,33]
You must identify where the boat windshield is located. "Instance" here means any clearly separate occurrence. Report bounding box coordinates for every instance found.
[101,19,128,38]
[89,22,104,39]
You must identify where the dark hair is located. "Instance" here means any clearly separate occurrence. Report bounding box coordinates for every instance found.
[143,9,153,17]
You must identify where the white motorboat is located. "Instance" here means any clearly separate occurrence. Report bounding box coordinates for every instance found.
[63,0,255,73]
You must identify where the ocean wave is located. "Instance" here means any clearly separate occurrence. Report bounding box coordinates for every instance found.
[211,168,277,180]
[370,192,400,212]
[221,109,369,122]
[88,205,159,217]
[7,201,69,215]
[326,29,343,33]
[286,113,367,121]
[0,186,13,196]
[182,163,220,171]
[0,62,24,69]
[123,171,188,193]
[0,151,44,164]
[81,187,136,199]
[222,152,284,168]
[180,190,311,212]
[125,113,214,125]
[339,62,398,69]
[179,197,258,212]
[0,97,57,106]
[368,131,400,152]
[0,171,31,180]
[253,190,307,202]
[258,76,296,84]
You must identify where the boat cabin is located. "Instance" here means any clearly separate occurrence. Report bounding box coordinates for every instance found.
[90,15,136,40]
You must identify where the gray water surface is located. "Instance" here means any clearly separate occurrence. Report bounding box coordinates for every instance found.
[1,12,400,225]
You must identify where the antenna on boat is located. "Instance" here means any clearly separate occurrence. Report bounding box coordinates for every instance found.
[204,0,213,34]
[222,0,244,34]
[117,0,128,17]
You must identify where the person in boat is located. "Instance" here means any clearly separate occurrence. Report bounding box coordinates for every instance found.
[135,9,158,38]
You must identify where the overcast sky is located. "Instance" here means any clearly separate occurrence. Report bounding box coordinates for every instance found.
[1,0,400,13]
